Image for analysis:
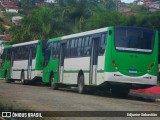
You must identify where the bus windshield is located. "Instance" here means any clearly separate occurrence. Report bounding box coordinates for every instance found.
[114,26,155,53]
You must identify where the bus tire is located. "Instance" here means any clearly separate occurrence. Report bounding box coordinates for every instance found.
[78,74,86,94]
[20,72,26,85]
[11,80,15,83]
[5,72,11,83]
[50,75,58,90]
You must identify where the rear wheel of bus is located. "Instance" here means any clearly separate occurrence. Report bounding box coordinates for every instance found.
[20,71,26,85]
[50,74,58,90]
[78,74,86,94]
[5,71,11,83]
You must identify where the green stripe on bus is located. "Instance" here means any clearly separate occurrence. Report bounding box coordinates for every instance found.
[13,69,35,71]
[63,70,104,73]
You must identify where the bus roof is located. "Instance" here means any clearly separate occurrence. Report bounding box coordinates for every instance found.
[62,27,108,40]
[47,27,109,43]
[48,37,61,43]
[12,40,40,47]
[4,44,12,48]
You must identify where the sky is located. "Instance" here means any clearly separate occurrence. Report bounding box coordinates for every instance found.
[121,0,135,3]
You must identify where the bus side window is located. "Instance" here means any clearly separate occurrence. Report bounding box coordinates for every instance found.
[84,36,91,56]
[65,40,71,57]
[77,38,82,57]
[81,37,84,56]
[74,39,78,57]
[25,46,29,60]
[32,44,37,59]
[56,42,60,58]
[66,40,70,58]
[44,44,51,66]
[52,42,60,59]
[99,33,107,55]
[6,49,11,60]
[42,40,47,56]
[21,45,26,60]
[70,39,75,57]
[14,47,17,60]
[2,49,7,63]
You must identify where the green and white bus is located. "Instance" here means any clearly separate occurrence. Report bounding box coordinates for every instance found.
[1,40,46,84]
[42,26,158,97]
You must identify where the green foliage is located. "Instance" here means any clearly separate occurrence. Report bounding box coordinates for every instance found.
[0,24,5,34]
[0,4,5,11]
[8,0,160,44]
[130,4,148,12]
[17,0,36,15]
[84,10,121,30]
[0,17,3,22]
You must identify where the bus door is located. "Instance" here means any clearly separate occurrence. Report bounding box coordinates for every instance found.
[27,47,32,80]
[89,34,100,85]
[58,42,66,83]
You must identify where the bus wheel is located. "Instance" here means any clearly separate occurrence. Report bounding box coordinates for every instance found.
[5,72,11,83]
[20,72,26,85]
[78,75,86,94]
[11,80,15,83]
[111,87,129,98]
[50,75,58,90]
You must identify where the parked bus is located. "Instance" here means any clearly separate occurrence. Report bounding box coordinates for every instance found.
[42,26,158,97]
[1,40,46,84]
[0,45,11,80]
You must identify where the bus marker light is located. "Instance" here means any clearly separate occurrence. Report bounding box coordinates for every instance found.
[114,74,122,77]
[149,63,154,70]
[143,77,152,79]
[112,60,117,67]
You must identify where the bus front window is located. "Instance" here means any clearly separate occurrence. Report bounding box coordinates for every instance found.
[43,44,51,67]
[114,26,155,53]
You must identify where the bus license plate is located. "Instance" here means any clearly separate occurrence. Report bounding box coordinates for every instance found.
[129,70,137,74]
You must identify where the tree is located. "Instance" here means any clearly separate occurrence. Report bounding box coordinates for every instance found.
[0,24,5,34]
[84,10,121,30]
[17,0,36,14]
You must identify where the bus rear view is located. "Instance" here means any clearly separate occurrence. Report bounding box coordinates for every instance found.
[106,26,158,97]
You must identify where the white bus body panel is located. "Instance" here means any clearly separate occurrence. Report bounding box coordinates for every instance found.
[63,55,105,85]
[12,59,36,80]
[63,57,90,85]
[104,72,157,85]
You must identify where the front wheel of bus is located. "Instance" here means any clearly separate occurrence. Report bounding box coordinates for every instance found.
[50,75,58,90]
[78,75,86,94]
[21,72,26,85]
[5,73,11,83]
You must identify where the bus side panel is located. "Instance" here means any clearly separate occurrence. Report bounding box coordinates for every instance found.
[12,61,25,79]
[96,56,105,85]
[42,58,59,83]
[4,61,11,79]
[149,31,158,76]
[63,57,90,85]
[33,41,44,79]
[104,27,116,73]
[35,41,44,70]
